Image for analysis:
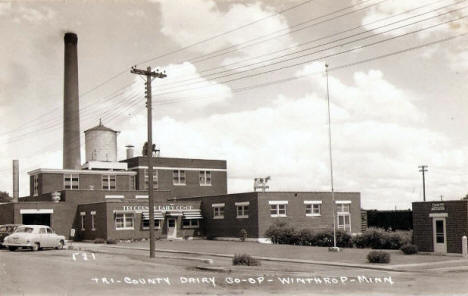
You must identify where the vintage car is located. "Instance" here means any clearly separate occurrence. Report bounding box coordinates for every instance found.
[0,224,22,247]
[3,225,65,251]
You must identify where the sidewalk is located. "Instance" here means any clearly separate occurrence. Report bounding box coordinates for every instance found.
[67,239,468,272]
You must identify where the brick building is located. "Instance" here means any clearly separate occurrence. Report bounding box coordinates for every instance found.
[0,123,361,242]
[171,191,361,242]
[0,33,362,243]
[413,200,468,254]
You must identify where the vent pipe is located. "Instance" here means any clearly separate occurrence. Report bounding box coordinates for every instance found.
[63,32,81,169]
[126,145,135,159]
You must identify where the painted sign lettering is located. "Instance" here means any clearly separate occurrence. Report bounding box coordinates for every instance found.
[431,203,445,211]
[122,204,193,212]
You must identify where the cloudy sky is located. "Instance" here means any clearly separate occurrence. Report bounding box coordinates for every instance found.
[0,0,467,209]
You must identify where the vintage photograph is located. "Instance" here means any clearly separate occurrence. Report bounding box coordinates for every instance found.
[0,0,467,295]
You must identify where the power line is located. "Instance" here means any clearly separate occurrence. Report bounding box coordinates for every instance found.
[5,9,464,145]
[2,31,466,174]
[187,0,384,65]
[163,0,457,87]
[155,0,464,92]
[0,0,317,138]
[135,0,318,66]
[149,13,468,97]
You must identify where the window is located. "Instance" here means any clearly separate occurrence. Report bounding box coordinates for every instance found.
[102,175,116,190]
[115,213,134,230]
[235,202,249,218]
[80,212,86,231]
[305,201,322,216]
[269,201,288,217]
[173,170,186,185]
[212,203,225,219]
[336,201,351,232]
[182,219,199,228]
[64,174,79,190]
[142,219,161,230]
[91,211,96,231]
[336,203,350,213]
[33,175,39,196]
[129,175,136,190]
[199,171,211,186]
[39,228,46,234]
[144,169,158,189]
[46,227,53,234]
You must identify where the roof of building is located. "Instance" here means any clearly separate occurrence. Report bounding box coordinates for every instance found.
[84,119,118,133]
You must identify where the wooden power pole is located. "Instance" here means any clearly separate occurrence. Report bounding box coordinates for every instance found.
[131,66,166,258]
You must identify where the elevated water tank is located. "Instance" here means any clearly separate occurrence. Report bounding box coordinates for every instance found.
[84,120,119,162]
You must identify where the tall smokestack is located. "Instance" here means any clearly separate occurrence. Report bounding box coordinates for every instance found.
[63,32,81,169]
[12,160,18,202]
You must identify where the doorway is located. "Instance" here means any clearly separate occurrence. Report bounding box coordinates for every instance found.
[433,218,447,253]
[22,214,51,226]
[167,218,177,239]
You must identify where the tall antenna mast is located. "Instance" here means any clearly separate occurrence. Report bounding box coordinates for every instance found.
[326,63,337,249]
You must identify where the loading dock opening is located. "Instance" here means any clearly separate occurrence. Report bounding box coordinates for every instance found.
[22,214,51,226]
[19,209,54,226]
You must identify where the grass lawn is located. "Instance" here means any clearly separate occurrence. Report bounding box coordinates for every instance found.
[116,239,461,266]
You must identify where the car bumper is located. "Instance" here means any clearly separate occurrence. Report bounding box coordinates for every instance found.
[3,242,35,248]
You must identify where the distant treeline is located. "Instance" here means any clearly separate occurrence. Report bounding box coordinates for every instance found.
[366,210,413,231]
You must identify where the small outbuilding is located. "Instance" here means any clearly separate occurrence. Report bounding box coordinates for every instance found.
[413,200,468,254]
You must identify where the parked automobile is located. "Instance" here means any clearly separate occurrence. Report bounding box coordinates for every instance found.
[0,224,22,247]
[3,225,65,251]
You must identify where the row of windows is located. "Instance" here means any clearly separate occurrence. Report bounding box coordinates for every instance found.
[32,170,214,194]
[114,213,199,230]
[213,202,249,219]
[212,201,351,219]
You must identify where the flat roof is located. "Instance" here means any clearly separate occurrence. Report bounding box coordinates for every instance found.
[28,168,137,176]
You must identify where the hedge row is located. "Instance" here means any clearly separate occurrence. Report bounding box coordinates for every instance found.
[264,224,412,250]
[354,227,412,250]
[264,222,353,248]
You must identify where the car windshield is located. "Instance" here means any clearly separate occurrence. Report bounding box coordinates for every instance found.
[15,227,34,233]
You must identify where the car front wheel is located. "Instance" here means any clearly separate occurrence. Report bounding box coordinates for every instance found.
[31,243,39,251]
[8,246,17,251]
[56,240,64,250]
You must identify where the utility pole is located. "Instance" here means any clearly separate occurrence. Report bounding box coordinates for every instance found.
[131,66,166,258]
[325,64,337,249]
[418,165,428,202]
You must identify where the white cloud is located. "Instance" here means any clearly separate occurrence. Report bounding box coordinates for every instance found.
[111,63,467,210]
[298,62,425,124]
[1,4,56,23]
[155,0,296,65]
[356,0,465,38]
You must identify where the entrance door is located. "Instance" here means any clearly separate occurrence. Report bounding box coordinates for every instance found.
[167,218,177,239]
[433,218,447,253]
[337,214,351,232]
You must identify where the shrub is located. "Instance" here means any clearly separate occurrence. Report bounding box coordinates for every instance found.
[400,243,418,255]
[232,254,261,266]
[353,228,412,249]
[94,238,105,244]
[297,229,314,246]
[264,223,300,245]
[239,229,248,242]
[312,230,353,248]
[106,239,117,245]
[367,251,391,263]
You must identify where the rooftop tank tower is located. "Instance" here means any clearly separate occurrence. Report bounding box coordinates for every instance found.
[63,32,81,170]
[82,120,127,171]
